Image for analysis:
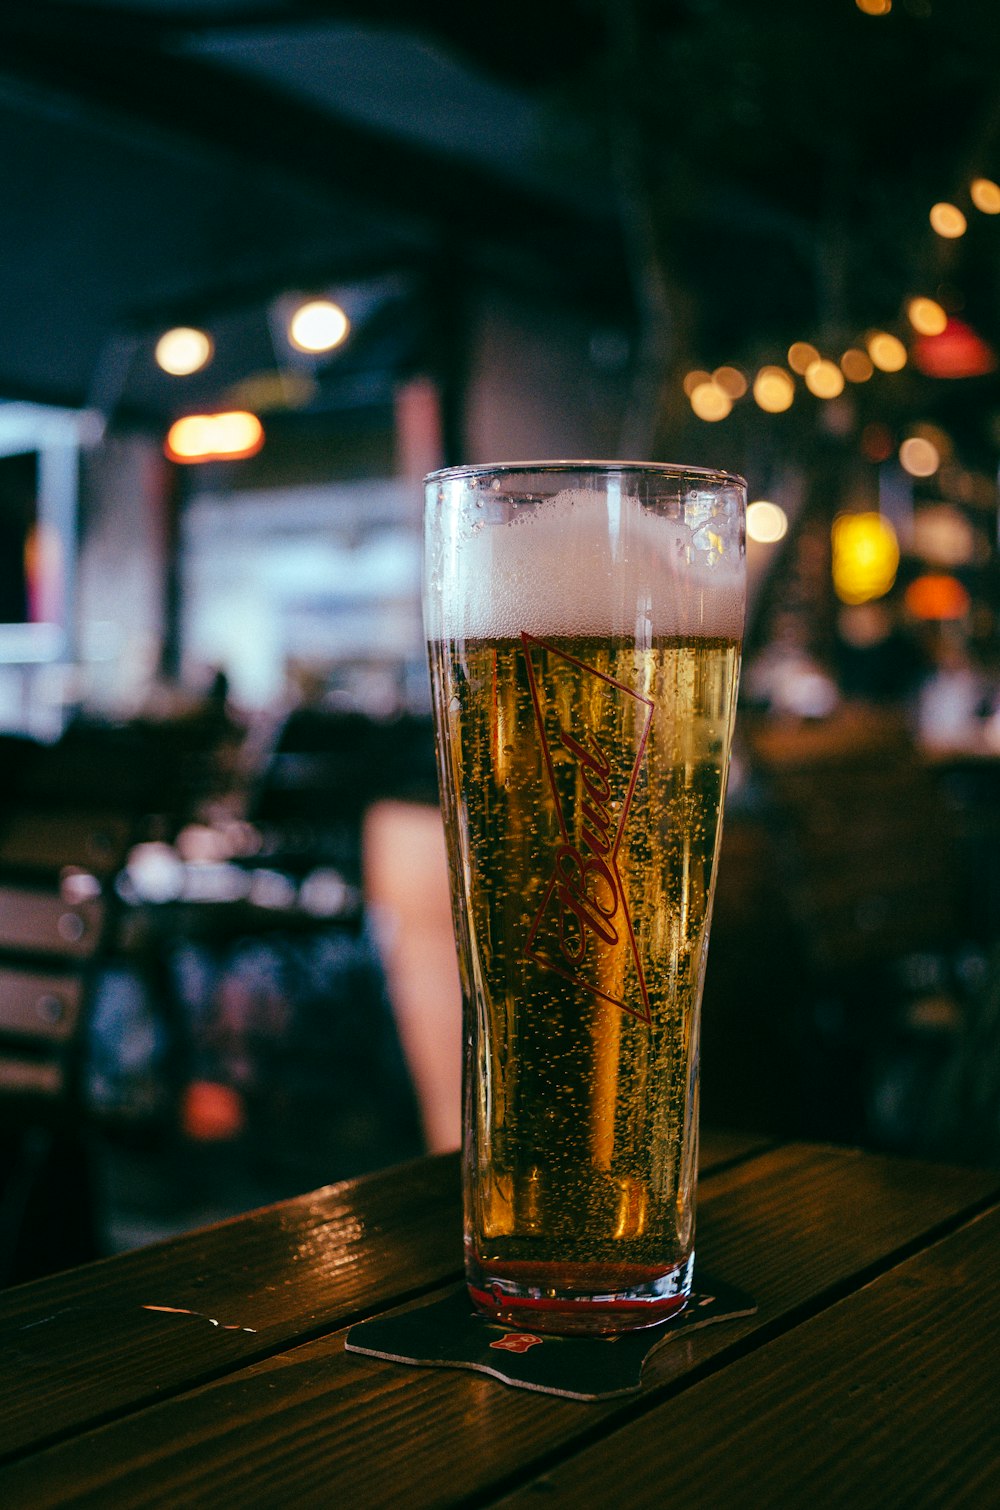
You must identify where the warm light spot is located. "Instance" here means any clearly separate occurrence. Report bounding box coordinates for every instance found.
[856,0,891,13]
[832,512,900,604]
[970,177,1000,214]
[746,500,788,544]
[690,381,732,422]
[753,365,795,413]
[712,365,747,398]
[804,358,845,399]
[904,573,970,621]
[907,297,948,336]
[841,348,874,383]
[913,505,975,567]
[787,342,820,375]
[867,331,908,372]
[911,317,997,379]
[288,299,350,353]
[683,369,712,397]
[930,202,967,239]
[165,411,264,463]
[155,327,213,376]
[899,436,940,477]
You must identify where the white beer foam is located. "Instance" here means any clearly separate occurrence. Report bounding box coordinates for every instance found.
[443,487,745,640]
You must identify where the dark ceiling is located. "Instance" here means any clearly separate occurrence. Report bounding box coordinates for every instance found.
[2,0,1000,429]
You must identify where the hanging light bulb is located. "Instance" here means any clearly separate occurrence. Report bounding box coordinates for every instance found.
[288,299,350,354]
[155,327,213,376]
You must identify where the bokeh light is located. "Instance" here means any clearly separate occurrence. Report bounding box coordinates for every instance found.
[904,573,970,621]
[713,365,747,398]
[155,327,213,376]
[804,358,845,399]
[690,381,732,422]
[165,411,264,463]
[831,512,900,604]
[899,436,940,477]
[841,348,874,382]
[746,500,789,544]
[288,299,350,354]
[970,177,1000,214]
[856,0,891,13]
[753,365,795,413]
[867,331,907,372]
[929,202,967,239]
[788,342,820,375]
[907,297,948,336]
[683,369,711,397]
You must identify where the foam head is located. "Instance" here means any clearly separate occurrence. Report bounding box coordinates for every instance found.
[431,484,745,642]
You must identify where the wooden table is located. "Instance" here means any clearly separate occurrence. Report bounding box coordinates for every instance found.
[1,1131,998,1507]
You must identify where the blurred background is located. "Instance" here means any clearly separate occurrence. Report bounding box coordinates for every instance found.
[1,0,1000,1283]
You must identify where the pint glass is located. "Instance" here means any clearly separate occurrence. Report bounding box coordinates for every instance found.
[424,462,746,1334]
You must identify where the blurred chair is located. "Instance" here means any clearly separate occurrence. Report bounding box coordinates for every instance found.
[748,705,964,1147]
[0,875,111,1283]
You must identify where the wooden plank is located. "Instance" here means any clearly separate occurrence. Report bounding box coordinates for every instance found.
[499,1203,1000,1508]
[0,1130,762,1461]
[0,1145,994,1507]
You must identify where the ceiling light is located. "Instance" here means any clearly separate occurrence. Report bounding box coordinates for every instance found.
[165,411,264,463]
[288,299,350,354]
[155,327,213,376]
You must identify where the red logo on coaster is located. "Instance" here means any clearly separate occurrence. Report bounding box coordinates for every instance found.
[521,633,653,1024]
[489,1332,543,1353]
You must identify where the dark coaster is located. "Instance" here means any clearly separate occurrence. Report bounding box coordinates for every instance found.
[344,1276,756,1400]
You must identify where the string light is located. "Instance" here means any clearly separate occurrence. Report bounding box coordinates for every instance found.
[689,381,732,422]
[867,331,907,372]
[856,0,891,13]
[788,342,819,375]
[970,177,1000,214]
[712,366,747,398]
[907,297,948,336]
[683,369,711,397]
[288,299,350,354]
[841,348,874,383]
[753,366,795,413]
[155,328,213,376]
[804,358,845,399]
[929,203,967,239]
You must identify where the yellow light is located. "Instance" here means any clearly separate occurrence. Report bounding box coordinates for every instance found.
[841,348,874,383]
[832,512,899,605]
[804,358,845,399]
[690,381,732,422]
[856,0,891,13]
[746,500,788,544]
[787,341,819,375]
[288,299,350,354]
[683,369,711,397]
[165,411,264,463]
[155,327,213,376]
[971,177,1000,215]
[753,365,795,413]
[712,365,747,399]
[867,331,907,372]
[899,436,940,477]
[907,297,948,336]
[930,202,967,239]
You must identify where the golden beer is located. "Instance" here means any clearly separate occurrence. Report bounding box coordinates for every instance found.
[425,464,745,1333]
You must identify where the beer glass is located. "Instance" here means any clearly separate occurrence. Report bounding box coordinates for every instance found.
[424,462,745,1334]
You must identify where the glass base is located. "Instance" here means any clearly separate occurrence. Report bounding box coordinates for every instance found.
[466,1249,694,1336]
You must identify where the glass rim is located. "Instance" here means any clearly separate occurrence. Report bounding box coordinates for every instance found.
[425,459,747,491]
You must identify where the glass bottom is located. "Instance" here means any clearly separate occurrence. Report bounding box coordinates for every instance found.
[466,1249,694,1336]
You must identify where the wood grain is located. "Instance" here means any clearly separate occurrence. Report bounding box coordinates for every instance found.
[0,1144,994,1508]
[0,1128,764,1462]
[500,1203,1000,1509]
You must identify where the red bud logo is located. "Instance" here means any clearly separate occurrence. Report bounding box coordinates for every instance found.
[489,1332,543,1353]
